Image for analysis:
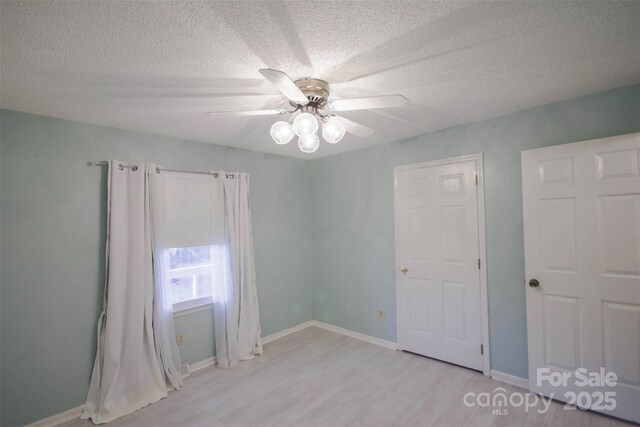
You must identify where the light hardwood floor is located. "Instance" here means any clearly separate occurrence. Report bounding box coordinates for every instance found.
[61,326,636,427]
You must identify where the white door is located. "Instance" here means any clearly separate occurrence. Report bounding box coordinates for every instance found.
[395,156,485,371]
[523,133,640,423]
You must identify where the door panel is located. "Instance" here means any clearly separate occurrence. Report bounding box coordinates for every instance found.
[396,158,483,371]
[542,295,580,370]
[538,198,577,272]
[602,302,640,387]
[598,195,640,276]
[596,149,639,180]
[523,132,640,423]
[441,205,466,264]
[408,208,430,260]
[409,278,431,333]
[443,281,467,340]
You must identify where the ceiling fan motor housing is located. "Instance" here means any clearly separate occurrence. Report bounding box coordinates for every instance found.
[294,78,330,108]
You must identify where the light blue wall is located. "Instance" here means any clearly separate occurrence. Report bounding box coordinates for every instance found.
[310,84,640,380]
[0,110,313,426]
[2,84,639,425]
[173,309,216,365]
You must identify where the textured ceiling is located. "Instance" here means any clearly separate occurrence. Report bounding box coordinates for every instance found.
[1,1,639,159]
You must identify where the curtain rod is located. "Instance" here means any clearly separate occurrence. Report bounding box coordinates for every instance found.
[88,161,137,171]
[88,161,234,178]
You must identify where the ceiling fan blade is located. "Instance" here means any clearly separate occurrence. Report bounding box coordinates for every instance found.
[335,116,374,138]
[206,108,286,116]
[259,69,309,105]
[329,95,408,112]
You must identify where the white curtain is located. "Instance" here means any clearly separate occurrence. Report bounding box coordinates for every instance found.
[149,167,184,391]
[82,161,168,424]
[83,164,262,423]
[213,172,262,368]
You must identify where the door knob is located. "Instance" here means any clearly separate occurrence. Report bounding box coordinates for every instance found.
[400,266,408,273]
[529,279,540,288]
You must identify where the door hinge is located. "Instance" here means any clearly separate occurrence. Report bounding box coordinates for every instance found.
[475,174,478,185]
[478,259,481,269]
[481,344,484,355]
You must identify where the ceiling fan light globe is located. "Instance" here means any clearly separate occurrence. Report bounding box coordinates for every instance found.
[270,121,294,145]
[292,112,318,137]
[298,134,319,153]
[322,117,346,143]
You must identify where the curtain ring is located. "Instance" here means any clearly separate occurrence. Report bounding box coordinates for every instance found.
[118,163,138,171]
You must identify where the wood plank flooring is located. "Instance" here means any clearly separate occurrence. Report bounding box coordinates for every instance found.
[60,326,636,427]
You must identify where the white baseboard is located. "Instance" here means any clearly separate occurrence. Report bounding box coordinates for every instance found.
[177,321,318,377]
[189,321,314,374]
[262,320,314,344]
[26,319,396,426]
[27,357,220,427]
[25,405,84,427]
[309,320,398,350]
[190,356,217,373]
[491,369,529,390]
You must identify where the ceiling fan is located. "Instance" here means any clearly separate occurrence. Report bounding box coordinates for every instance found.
[207,69,408,153]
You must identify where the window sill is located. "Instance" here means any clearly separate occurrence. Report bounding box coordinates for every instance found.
[172,299,213,318]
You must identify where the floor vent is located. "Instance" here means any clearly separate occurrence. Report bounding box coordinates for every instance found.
[180,362,191,378]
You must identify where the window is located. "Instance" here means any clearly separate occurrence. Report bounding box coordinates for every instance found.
[168,245,219,312]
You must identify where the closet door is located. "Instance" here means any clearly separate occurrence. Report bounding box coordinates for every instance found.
[395,156,484,371]
[523,133,640,424]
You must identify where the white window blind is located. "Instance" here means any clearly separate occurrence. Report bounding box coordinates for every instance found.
[162,173,211,248]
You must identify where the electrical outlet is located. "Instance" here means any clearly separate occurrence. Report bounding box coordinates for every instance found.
[177,334,185,346]
[378,310,385,320]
